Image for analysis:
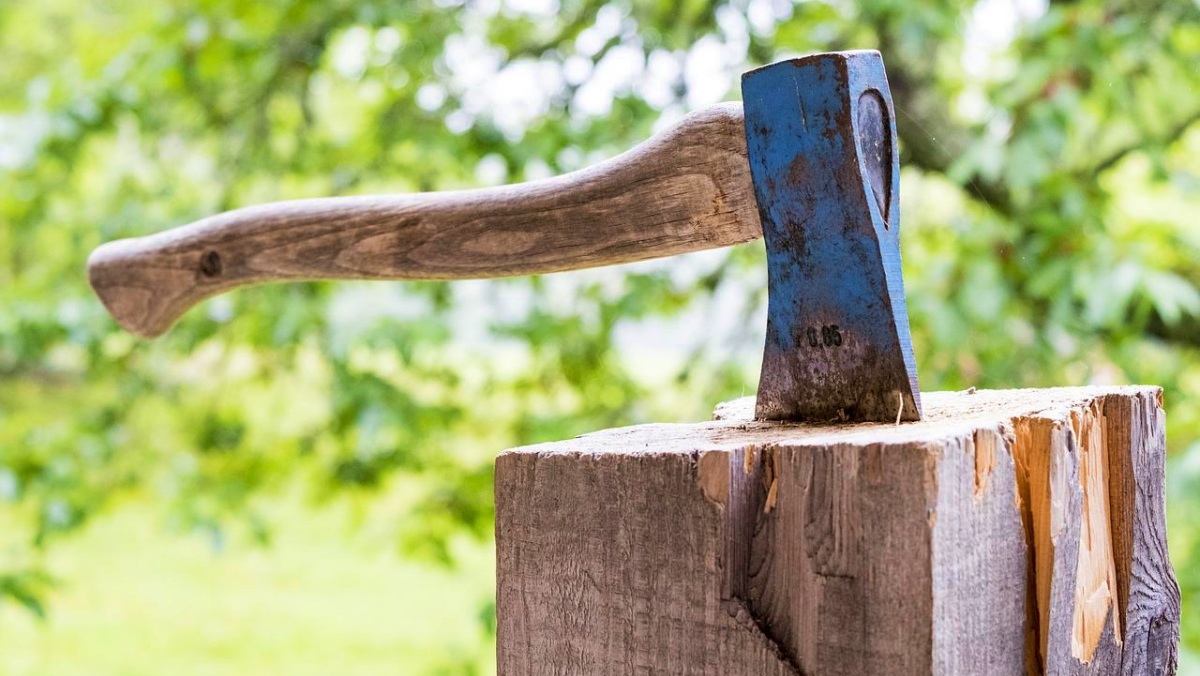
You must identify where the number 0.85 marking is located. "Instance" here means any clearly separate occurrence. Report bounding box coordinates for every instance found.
[806,325,843,348]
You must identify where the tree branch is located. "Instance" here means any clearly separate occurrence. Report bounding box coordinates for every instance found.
[1144,312,1200,350]
[1091,108,1200,177]
[875,32,1017,217]
[504,0,608,60]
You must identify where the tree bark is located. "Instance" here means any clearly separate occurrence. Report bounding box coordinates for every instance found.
[495,387,1179,675]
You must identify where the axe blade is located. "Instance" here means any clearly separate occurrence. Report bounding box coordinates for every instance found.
[742,50,922,423]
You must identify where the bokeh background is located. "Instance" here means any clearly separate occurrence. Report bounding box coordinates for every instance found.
[1,0,1198,673]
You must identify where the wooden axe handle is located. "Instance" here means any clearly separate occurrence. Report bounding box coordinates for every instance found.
[88,103,761,338]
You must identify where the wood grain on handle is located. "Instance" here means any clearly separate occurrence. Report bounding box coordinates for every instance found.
[87,102,760,337]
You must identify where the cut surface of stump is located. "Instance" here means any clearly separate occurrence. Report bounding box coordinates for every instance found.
[495,387,1179,675]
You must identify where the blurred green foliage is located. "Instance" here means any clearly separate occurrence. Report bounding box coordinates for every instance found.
[1,0,1199,669]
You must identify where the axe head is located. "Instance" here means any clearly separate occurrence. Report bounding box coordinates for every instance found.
[743,50,921,423]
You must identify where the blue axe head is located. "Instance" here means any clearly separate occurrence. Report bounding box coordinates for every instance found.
[743,50,921,422]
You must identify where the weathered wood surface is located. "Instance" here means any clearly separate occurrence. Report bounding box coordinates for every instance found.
[86,103,759,338]
[495,387,1179,675]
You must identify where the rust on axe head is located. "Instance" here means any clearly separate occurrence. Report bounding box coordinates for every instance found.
[742,51,921,422]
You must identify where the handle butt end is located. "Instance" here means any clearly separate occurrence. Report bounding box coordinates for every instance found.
[87,238,195,338]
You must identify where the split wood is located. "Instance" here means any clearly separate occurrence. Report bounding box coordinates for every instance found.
[496,387,1179,675]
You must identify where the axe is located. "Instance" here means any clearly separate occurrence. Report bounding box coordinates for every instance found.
[87,50,921,423]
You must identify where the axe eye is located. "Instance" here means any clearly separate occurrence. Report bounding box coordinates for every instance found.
[856,90,892,227]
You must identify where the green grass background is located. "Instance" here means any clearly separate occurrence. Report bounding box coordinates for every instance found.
[0,497,496,676]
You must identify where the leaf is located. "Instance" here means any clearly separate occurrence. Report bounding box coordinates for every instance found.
[1143,270,1200,326]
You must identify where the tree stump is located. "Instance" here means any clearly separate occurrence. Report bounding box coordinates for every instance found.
[495,387,1179,675]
